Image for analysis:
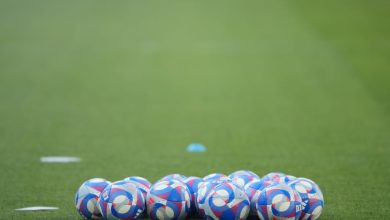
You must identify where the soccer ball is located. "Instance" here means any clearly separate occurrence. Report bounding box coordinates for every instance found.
[204,181,250,220]
[203,173,230,182]
[183,176,204,216]
[228,170,260,188]
[123,176,152,199]
[288,178,324,220]
[244,179,275,216]
[147,180,191,220]
[158,174,187,182]
[196,179,230,217]
[98,180,145,220]
[256,184,303,220]
[75,178,111,219]
[262,172,296,184]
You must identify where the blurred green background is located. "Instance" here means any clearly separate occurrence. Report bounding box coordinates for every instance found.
[0,0,389,219]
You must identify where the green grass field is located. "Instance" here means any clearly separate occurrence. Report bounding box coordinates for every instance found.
[1,1,390,219]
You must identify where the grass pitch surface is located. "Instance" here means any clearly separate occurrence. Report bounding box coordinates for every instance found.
[0,1,389,219]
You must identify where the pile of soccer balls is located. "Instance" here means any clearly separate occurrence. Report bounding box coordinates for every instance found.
[75,171,324,220]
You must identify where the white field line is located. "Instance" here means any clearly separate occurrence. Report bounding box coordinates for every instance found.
[15,206,59,211]
[40,156,81,163]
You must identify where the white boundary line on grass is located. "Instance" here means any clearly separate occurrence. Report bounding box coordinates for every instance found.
[40,156,81,163]
[15,206,59,211]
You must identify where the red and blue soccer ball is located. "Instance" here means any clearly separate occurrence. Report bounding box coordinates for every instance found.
[256,184,303,220]
[262,172,296,184]
[183,176,204,216]
[203,173,230,182]
[98,180,145,220]
[288,178,324,220]
[158,174,187,183]
[204,181,250,220]
[146,180,191,220]
[244,179,275,216]
[196,179,230,218]
[75,178,111,219]
[228,170,260,188]
[123,176,152,199]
